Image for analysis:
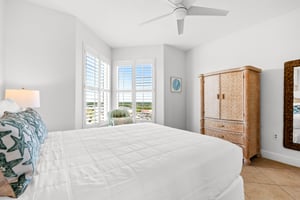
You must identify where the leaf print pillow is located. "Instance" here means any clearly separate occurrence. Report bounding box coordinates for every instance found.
[0,114,40,198]
[4,108,48,144]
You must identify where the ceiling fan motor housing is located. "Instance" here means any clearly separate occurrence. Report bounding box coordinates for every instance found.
[174,7,187,20]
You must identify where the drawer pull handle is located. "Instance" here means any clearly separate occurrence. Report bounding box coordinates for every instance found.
[218,125,225,128]
[222,94,225,99]
[217,94,220,99]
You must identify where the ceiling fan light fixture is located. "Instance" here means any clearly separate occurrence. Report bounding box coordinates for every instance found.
[174,7,187,20]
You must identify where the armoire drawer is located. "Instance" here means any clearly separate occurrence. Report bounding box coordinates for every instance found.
[204,119,244,133]
[204,128,244,145]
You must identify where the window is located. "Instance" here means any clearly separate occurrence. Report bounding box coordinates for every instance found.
[114,60,155,122]
[83,50,110,127]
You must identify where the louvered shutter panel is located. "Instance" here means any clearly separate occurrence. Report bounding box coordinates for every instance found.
[85,53,100,125]
[100,60,110,121]
[84,52,110,126]
[135,64,153,120]
[117,66,133,109]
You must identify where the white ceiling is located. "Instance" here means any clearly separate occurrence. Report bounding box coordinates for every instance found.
[24,0,300,51]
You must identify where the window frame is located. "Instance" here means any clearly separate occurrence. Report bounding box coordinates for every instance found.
[113,59,156,122]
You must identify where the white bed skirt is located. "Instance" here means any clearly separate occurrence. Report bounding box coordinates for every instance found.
[216,176,244,200]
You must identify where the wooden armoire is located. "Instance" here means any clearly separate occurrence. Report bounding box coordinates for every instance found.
[199,66,261,165]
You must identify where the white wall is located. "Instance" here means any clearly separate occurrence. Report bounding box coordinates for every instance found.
[0,0,4,99]
[164,45,186,130]
[186,8,300,167]
[75,20,111,129]
[112,46,165,125]
[5,0,76,131]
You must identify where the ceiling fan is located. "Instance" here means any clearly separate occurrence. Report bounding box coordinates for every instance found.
[141,0,229,35]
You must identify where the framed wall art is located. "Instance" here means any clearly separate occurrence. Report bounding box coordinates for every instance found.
[170,77,182,93]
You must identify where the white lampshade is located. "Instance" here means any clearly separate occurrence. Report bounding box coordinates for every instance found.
[5,89,40,108]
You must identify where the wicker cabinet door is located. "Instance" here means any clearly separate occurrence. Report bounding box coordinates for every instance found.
[220,71,244,120]
[204,75,220,118]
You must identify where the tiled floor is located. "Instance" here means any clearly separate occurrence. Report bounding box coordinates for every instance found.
[241,157,300,200]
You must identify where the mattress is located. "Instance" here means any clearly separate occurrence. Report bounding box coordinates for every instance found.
[1,123,243,200]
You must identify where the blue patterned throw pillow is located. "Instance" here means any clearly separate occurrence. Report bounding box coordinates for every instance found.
[0,114,40,197]
[4,108,48,144]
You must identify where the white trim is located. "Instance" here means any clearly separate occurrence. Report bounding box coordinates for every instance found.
[84,44,110,64]
[261,149,300,167]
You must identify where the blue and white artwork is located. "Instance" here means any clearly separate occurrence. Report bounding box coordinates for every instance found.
[171,77,182,93]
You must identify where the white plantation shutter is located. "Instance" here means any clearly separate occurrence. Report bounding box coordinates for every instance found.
[84,51,110,127]
[117,66,133,109]
[118,66,132,90]
[135,64,153,121]
[136,64,152,90]
[100,60,110,121]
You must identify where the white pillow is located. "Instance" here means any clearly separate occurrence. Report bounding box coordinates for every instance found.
[0,99,21,117]
[294,114,300,129]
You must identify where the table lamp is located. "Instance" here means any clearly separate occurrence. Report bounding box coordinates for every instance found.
[5,89,40,108]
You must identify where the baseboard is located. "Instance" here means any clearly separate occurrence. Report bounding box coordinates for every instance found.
[261,149,300,167]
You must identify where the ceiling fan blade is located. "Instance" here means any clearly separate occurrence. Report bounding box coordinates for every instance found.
[140,12,173,26]
[182,0,196,9]
[177,19,184,35]
[187,6,229,16]
[167,0,179,8]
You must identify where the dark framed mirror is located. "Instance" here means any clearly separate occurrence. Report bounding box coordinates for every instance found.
[284,59,300,150]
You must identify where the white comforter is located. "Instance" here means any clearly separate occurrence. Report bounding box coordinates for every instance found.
[2,123,243,200]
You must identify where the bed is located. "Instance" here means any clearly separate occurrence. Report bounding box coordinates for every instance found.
[0,101,244,200]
